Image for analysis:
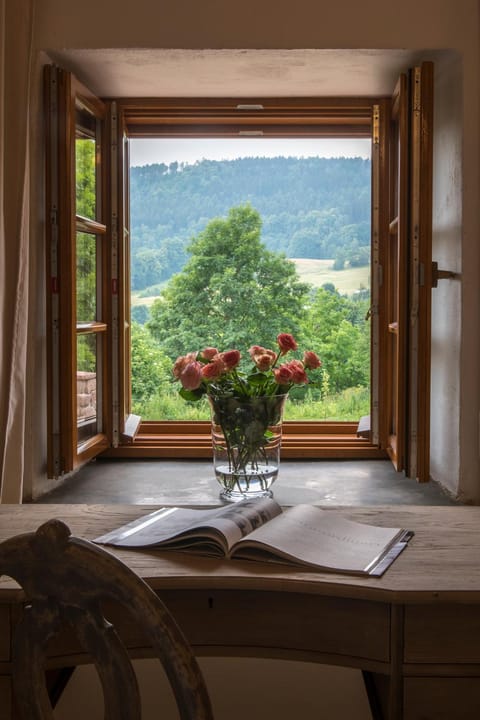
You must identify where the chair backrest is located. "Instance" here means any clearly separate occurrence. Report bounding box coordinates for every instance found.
[0,518,214,720]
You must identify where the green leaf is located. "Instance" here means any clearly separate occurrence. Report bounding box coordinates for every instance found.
[179,387,204,402]
[247,372,269,385]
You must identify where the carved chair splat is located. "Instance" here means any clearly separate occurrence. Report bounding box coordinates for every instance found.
[0,518,214,720]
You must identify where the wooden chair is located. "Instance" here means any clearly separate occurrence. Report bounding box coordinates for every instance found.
[0,518,214,720]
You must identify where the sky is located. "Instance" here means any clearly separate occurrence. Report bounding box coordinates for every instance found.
[129,138,371,167]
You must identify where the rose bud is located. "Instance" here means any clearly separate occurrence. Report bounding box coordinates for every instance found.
[277,333,298,354]
[173,352,197,378]
[303,350,322,370]
[220,349,241,370]
[254,351,277,372]
[201,358,225,381]
[179,361,203,390]
[285,359,309,384]
[248,345,265,359]
[201,347,219,361]
[273,364,294,385]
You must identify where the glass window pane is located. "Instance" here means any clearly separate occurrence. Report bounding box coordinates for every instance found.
[77,333,99,444]
[76,108,97,220]
[76,232,97,322]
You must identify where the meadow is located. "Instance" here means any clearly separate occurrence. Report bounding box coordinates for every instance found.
[131,259,370,307]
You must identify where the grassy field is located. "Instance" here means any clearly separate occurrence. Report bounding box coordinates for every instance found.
[136,386,370,422]
[292,258,370,293]
[131,293,162,307]
[131,259,370,306]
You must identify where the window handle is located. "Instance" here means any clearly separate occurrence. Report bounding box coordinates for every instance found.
[431,261,459,288]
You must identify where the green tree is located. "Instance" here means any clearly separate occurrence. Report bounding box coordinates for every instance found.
[131,305,150,325]
[321,319,370,391]
[75,139,97,322]
[76,233,96,321]
[147,205,310,359]
[76,138,96,219]
[131,248,165,290]
[301,286,370,393]
[347,243,370,267]
[130,323,172,407]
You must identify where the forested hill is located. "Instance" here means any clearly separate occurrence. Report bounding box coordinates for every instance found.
[129,155,371,292]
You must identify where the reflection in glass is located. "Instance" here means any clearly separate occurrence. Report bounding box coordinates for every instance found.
[77,333,98,444]
[76,232,97,322]
[75,110,97,219]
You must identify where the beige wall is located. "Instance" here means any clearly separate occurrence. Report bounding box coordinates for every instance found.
[28,0,480,500]
[35,0,476,51]
[430,51,463,497]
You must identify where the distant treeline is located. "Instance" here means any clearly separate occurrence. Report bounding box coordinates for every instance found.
[130,155,371,292]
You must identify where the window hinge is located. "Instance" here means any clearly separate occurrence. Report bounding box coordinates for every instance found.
[372,105,380,145]
[413,66,421,114]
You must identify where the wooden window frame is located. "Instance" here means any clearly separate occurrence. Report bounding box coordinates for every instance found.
[46,77,432,472]
[45,67,110,477]
[103,97,387,460]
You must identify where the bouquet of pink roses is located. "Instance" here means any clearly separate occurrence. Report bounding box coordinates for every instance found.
[172,333,322,402]
[173,334,322,499]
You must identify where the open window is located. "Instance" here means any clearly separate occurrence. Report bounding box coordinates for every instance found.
[45,67,110,475]
[374,63,434,482]
[110,97,382,460]
[45,65,433,480]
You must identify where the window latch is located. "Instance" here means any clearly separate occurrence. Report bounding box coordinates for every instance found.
[431,261,458,288]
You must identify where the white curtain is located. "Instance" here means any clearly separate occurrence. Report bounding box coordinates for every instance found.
[0,0,35,502]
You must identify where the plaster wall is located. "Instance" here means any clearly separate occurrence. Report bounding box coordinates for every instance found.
[28,0,480,499]
[35,0,477,52]
[430,52,463,498]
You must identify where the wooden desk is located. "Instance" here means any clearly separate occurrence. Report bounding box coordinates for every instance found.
[1,504,480,720]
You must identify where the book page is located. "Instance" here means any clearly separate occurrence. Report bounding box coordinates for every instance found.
[231,505,409,574]
[94,497,282,553]
[205,498,283,551]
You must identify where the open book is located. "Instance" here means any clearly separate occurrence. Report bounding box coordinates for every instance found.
[95,498,413,576]
[95,498,413,577]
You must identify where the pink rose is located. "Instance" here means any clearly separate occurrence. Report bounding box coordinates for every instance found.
[201,347,219,361]
[254,352,277,372]
[219,349,241,370]
[249,345,277,371]
[248,345,265,360]
[173,352,198,378]
[179,361,203,390]
[303,350,322,370]
[277,333,298,354]
[273,364,293,385]
[285,359,308,384]
[201,358,225,381]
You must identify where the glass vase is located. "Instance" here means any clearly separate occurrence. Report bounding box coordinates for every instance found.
[208,394,288,503]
